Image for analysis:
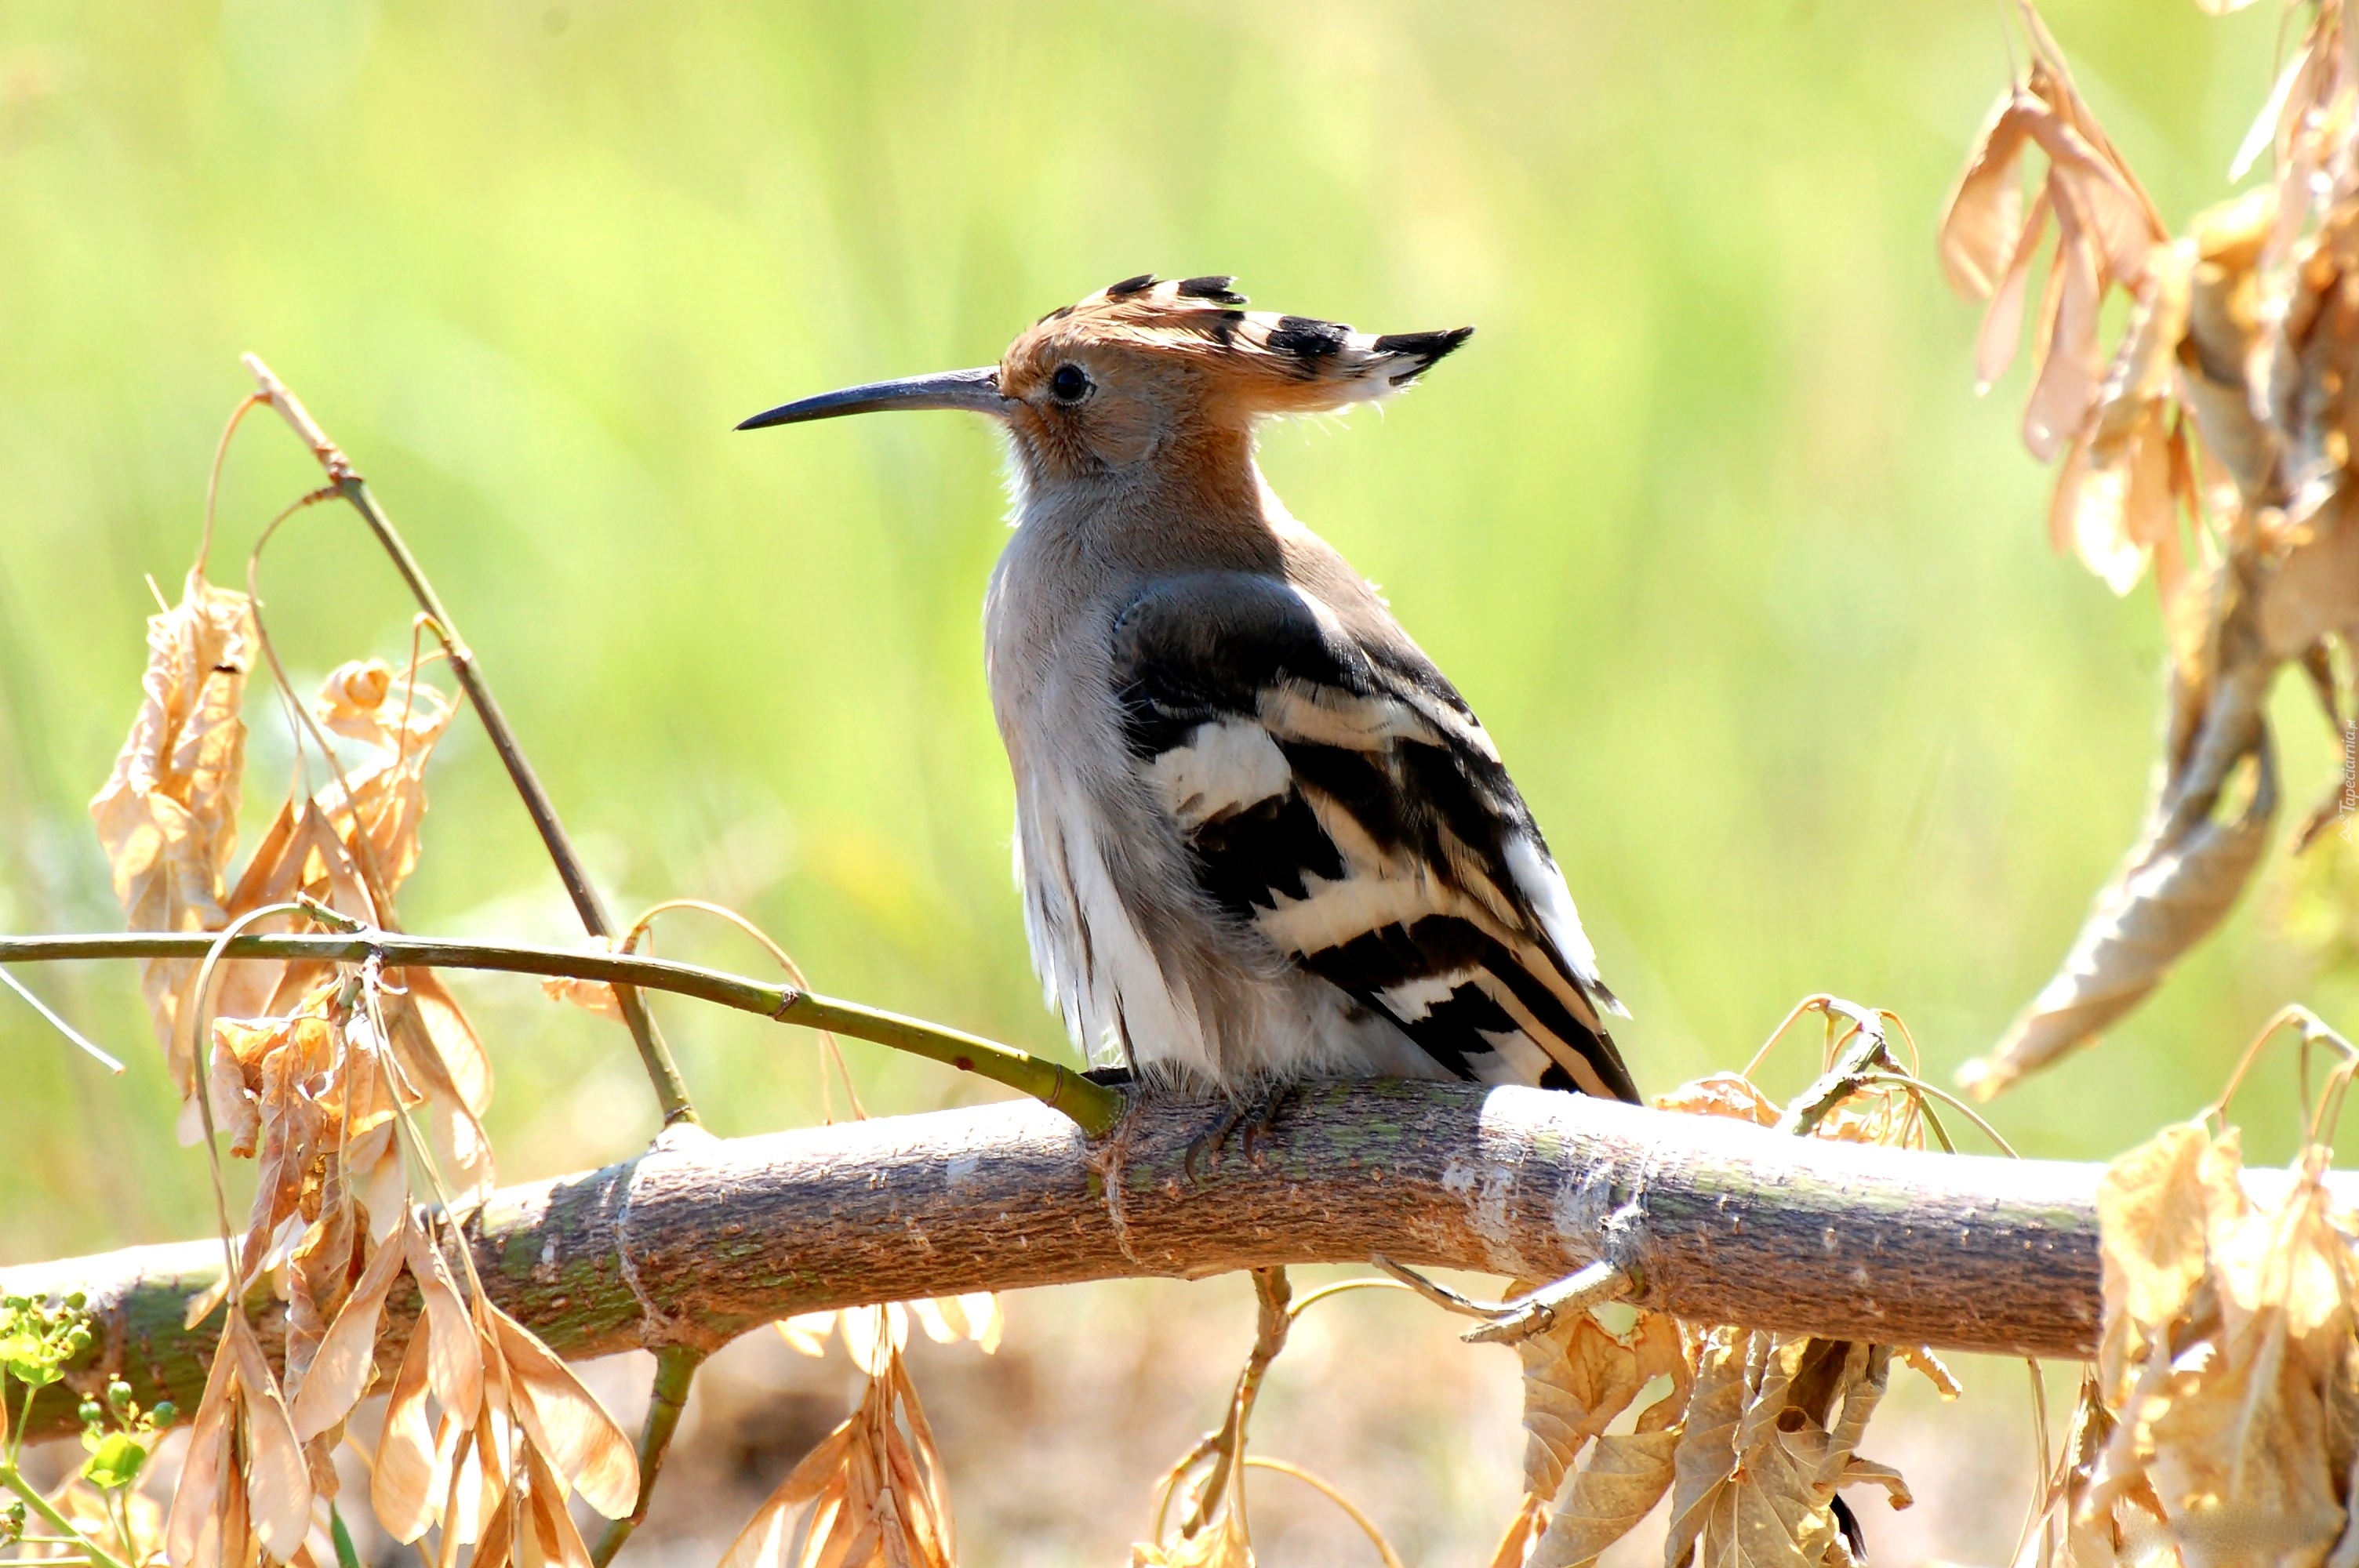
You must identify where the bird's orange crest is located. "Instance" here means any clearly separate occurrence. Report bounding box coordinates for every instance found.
[1001,273,1473,423]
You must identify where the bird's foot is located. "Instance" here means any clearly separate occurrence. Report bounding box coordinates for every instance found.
[1183,1083,1295,1183]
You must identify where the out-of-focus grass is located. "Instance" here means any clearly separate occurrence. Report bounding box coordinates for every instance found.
[0,1,2348,1555]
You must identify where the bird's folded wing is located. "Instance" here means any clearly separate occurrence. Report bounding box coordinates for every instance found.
[1110,570,1637,1102]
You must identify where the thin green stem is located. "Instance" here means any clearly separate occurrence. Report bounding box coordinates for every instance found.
[0,1469,133,1568]
[240,354,696,1129]
[8,1384,31,1468]
[591,1345,707,1567]
[0,931,1123,1134]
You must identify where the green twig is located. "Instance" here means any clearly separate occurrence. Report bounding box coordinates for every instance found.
[0,1469,132,1568]
[0,931,1124,1134]
[591,1345,707,1567]
[239,354,697,1129]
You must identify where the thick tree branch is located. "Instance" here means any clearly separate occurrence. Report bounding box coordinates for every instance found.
[5,1081,2339,1445]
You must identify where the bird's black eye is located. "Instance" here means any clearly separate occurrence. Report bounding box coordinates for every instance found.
[1049,363,1092,403]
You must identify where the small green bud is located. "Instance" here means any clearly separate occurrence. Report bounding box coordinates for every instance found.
[78,1399,104,1425]
[107,1378,133,1406]
[80,1430,147,1490]
[63,1292,86,1310]
[151,1399,178,1426]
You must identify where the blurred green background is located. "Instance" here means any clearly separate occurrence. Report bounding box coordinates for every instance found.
[0,1,2342,1265]
[11,5,2355,1561]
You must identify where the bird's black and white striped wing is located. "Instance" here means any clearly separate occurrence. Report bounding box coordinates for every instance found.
[1110,570,1637,1102]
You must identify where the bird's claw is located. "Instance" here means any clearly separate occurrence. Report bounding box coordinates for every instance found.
[1183,1084,1294,1183]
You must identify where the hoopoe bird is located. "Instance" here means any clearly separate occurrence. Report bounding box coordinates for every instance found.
[741,275,1638,1109]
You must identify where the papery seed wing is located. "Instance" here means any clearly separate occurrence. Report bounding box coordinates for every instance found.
[373,1321,440,1543]
[1939,93,2037,299]
[164,1324,241,1568]
[225,1316,315,1559]
[404,1220,484,1429]
[487,1304,640,1519]
[292,1210,413,1439]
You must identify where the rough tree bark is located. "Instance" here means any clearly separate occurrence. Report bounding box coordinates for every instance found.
[5,1080,2320,1445]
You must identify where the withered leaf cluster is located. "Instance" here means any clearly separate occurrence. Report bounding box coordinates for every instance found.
[1492,1018,1953,1568]
[722,1307,961,1568]
[85,561,639,1568]
[1493,1290,1910,1568]
[1945,8,2359,1097]
[2041,1044,2359,1566]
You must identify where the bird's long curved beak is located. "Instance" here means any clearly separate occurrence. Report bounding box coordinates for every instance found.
[736,366,1010,430]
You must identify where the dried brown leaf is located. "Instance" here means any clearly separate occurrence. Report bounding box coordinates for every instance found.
[2019,93,2158,292]
[1959,707,2277,1101]
[1663,1327,1748,1564]
[393,969,492,1116]
[1653,1073,1777,1127]
[541,974,627,1022]
[1664,1331,1904,1568]
[158,1312,316,1568]
[2097,1119,2216,1392]
[2259,499,2359,664]
[2051,244,2197,603]
[718,1330,957,1568]
[837,1302,910,1378]
[90,570,258,1083]
[910,1293,1004,1353]
[310,659,455,895]
[1516,1307,1662,1501]
[383,972,496,1202]
[1525,1428,1679,1568]
[2079,1083,2359,1568]
[2144,1318,2343,1563]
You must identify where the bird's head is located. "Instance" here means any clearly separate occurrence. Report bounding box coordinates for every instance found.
[738,275,1473,487]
